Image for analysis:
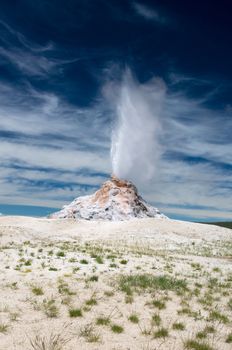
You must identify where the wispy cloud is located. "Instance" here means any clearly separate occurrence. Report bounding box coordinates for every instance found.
[132,2,167,23]
[0,20,78,77]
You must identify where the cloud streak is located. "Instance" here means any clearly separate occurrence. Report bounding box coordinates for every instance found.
[132,2,167,24]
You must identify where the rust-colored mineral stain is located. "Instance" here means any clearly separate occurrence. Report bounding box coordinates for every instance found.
[91,183,110,206]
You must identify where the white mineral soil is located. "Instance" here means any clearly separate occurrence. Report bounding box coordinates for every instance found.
[0,216,231,349]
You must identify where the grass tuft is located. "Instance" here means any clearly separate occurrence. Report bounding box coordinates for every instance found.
[31,285,44,296]
[79,323,101,343]
[128,313,139,323]
[96,317,110,326]
[0,323,8,333]
[172,322,185,330]
[69,308,82,317]
[111,324,124,333]
[153,327,169,338]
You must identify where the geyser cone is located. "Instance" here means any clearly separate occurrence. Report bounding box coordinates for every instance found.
[50,175,166,221]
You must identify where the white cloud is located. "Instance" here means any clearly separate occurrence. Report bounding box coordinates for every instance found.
[132,2,166,23]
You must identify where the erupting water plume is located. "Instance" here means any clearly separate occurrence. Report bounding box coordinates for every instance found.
[110,69,166,186]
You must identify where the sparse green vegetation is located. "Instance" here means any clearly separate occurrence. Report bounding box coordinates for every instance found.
[0,323,8,333]
[209,310,229,323]
[172,322,185,330]
[184,339,214,350]
[1,218,231,349]
[128,313,139,323]
[79,323,101,343]
[119,274,187,295]
[56,251,65,257]
[80,259,88,264]
[227,298,232,310]
[69,308,82,317]
[85,297,97,306]
[95,256,104,264]
[42,299,59,318]
[96,316,110,326]
[120,259,128,265]
[111,324,124,333]
[196,331,207,339]
[152,299,166,309]
[226,332,232,343]
[152,313,161,326]
[104,290,114,297]
[31,285,44,296]
[153,327,169,338]
[89,275,98,282]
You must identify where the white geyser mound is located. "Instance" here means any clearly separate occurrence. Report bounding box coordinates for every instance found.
[110,69,166,186]
[50,175,166,221]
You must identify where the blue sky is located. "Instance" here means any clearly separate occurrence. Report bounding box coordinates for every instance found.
[0,0,231,221]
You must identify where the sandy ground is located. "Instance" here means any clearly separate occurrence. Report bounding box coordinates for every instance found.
[0,216,231,350]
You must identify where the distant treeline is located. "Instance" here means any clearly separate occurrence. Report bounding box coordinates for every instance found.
[205,222,232,229]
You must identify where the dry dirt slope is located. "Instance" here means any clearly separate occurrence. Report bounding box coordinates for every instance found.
[0,216,231,350]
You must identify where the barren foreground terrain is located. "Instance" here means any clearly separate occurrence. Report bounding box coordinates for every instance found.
[0,216,231,350]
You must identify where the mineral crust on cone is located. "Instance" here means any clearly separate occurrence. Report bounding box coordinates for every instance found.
[50,175,167,221]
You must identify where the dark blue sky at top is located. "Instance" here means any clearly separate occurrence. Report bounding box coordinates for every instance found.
[0,0,231,221]
[1,0,231,107]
